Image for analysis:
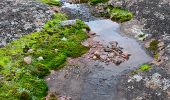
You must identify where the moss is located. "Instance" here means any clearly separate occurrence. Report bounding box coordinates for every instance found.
[30,63,50,78]
[148,40,159,53]
[19,91,30,100]
[39,0,61,6]
[108,7,133,22]
[139,64,152,71]
[88,0,109,5]
[0,13,89,99]
[154,53,159,59]
[131,64,152,75]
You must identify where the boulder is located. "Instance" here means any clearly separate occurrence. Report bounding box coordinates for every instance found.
[89,31,96,35]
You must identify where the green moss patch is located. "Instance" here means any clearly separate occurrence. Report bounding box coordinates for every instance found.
[39,0,61,6]
[139,64,152,71]
[88,0,109,5]
[0,13,89,99]
[148,40,159,53]
[131,64,152,75]
[107,7,133,23]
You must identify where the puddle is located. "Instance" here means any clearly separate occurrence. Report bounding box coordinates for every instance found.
[77,20,153,100]
[86,19,152,73]
[46,19,153,100]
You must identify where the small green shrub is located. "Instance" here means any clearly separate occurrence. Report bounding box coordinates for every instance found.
[109,7,133,22]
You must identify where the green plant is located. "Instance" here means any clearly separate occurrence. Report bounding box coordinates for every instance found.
[108,7,133,22]
[40,0,61,6]
[0,13,89,99]
[131,64,152,75]
[88,0,109,5]
[19,91,30,100]
[139,64,152,71]
[148,40,159,53]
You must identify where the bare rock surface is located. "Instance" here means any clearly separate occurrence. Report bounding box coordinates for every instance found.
[0,0,54,47]
[109,0,170,35]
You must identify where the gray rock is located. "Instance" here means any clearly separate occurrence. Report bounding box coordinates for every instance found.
[60,20,77,26]
[133,75,143,82]
[37,56,44,61]
[24,56,32,64]
[0,0,54,47]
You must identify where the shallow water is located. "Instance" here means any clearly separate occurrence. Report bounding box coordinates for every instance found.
[46,19,153,100]
[78,20,153,100]
[86,19,152,74]
[47,3,153,100]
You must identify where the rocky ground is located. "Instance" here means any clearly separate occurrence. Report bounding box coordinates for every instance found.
[0,0,54,47]
[107,0,170,99]
[52,0,170,100]
[0,0,170,100]
[108,0,170,35]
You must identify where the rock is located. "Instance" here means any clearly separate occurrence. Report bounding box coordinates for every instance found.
[113,56,125,65]
[82,41,89,47]
[37,56,44,61]
[158,41,164,47]
[158,42,165,50]
[94,50,100,58]
[24,56,32,64]
[27,49,33,53]
[121,52,131,60]
[89,31,96,35]
[133,75,143,82]
[55,49,59,52]
[0,0,54,47]
[145,73,162,89]
[100,55,107,61]
[82,28,87,33]
[108,0,123,8]
[51,6,60,12]
[46,78,51,81]
[92,56,97,60]
[58,96,71,100]
[108,53,115,58]
[104,47,112,52]
[162,78,170,90]
[61,37,67,41]
[46,92,57,100]
[60,20,76,26]
[109,41,118,48]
